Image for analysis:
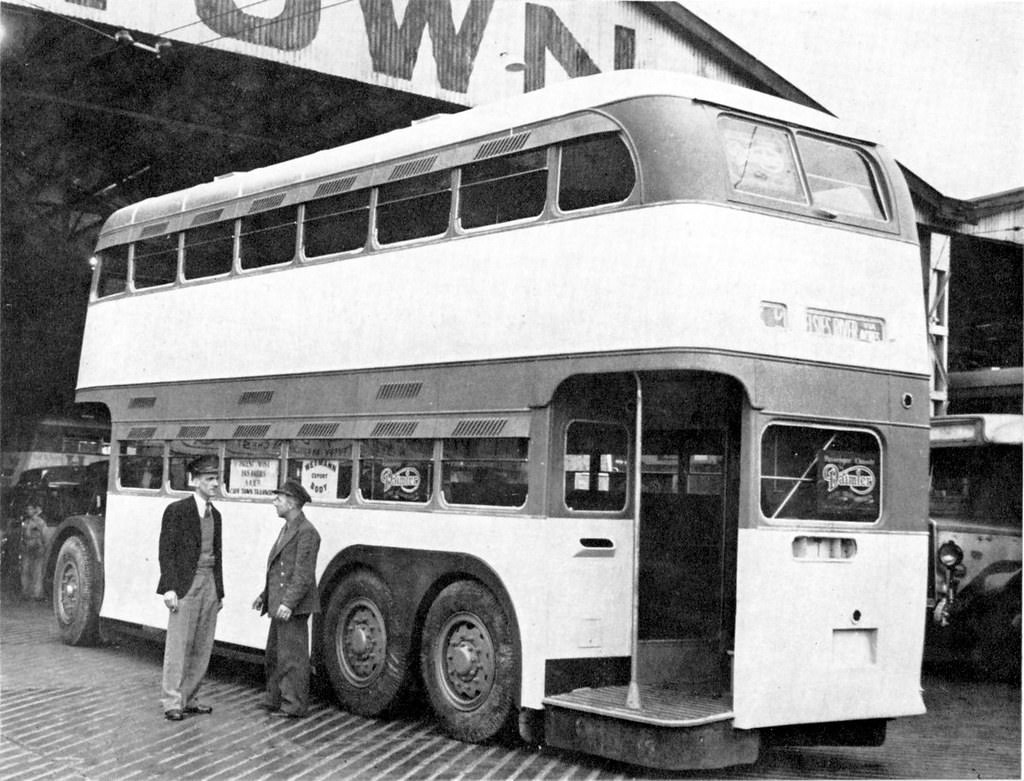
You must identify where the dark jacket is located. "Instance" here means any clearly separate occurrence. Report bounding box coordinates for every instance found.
[156,496,224,600]
[260,512,320,617]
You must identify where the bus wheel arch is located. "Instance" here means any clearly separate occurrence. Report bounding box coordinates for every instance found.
[320,567,413,716]
[53,534,102,646]
[420,578,520,743]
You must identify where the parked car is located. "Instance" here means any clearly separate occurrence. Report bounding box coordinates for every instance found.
[0,462,107,596]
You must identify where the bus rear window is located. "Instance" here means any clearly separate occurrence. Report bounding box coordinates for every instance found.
[97,245,129,298]
[721,117,806,203]
[558,134,635,211]
[442,437,528,507]
[797,135,886,219]
[761,424,880,522]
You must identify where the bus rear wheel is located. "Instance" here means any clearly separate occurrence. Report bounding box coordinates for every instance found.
[53,536,101,646]
[420,580,517,743]
[322,570,410,716]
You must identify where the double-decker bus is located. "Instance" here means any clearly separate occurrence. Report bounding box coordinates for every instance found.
[1,406,109,488]
[927,413,1022,679]
[55,71,929,770]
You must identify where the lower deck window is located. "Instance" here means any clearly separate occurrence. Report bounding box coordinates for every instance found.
[564,421,628,511]
[118,440,164,489]
[360,439,433,503]
[441,438,528,507]
[224,439,281,498]
[761,424,880,522]
[169,440,221,491]
[286,439,353,501]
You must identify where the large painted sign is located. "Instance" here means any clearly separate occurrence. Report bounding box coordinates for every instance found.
[14,0,744,105]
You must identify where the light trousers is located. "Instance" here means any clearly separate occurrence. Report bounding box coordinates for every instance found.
[161,567,219,713]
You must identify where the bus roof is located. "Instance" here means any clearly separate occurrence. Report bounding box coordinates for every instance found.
[95,70,861,250]
[930,414,1024,446]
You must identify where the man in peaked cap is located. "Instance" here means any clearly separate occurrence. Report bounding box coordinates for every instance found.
[156,455,224,721]
[252,478,321,718]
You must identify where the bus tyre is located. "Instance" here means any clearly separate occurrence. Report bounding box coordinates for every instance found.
[322,571,410,716]
[53,536,101,646]
[420,580,518,743]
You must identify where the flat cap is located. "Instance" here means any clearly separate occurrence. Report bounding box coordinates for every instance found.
[188,455,220,475]
[273,478,311,505]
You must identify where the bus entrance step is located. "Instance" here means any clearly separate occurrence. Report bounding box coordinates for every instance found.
[542,686,760,771]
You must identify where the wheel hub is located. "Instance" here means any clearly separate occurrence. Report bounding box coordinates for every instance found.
[339,601,386,684]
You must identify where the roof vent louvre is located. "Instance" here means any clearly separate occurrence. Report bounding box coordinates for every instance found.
[129,396,157,409]
[369,421,418,438]
[451,418,509,437]
[238,390,274,405]
[139,222,170,238]
[474,133,531,160]
[191,209,224,227]
[313,176,357,198]
[248,194,286,213]
[297,422,340,438]
[376,382,422,401]
[233,424,270,439]
[126,426,158,440]
[177,425,210,438]
[389,156,438,181]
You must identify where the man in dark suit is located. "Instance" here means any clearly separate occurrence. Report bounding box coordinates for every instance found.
[157,455,224,721]
[252,479,321,718]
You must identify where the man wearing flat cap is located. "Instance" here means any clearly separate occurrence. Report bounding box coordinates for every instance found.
[156,455,224,721]
[252,478,321,718]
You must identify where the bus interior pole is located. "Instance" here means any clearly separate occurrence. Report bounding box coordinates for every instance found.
[626,372,643,710]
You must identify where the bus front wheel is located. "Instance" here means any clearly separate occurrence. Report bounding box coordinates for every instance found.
[420,580,517,743]
[322,570,410,716]
[53,536,101,646]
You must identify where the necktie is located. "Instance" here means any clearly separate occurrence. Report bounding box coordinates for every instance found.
[204,502,213,521]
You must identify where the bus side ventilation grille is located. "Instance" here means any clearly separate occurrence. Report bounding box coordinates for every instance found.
[369,421,418,438]
[238,390,274,405]
[248,194,286,214]
[191,209,224,227]
[233,424,270,439]
[792,537,857,560]
[376,382,422,400]
[474,133,530,160]
[139,222,170,239]
[177,426,210,439]
[127,427,157,440]
[313,176,357,198]
[297,422,340,438]
[129,396,157,409]
[389,156,437,181]
[451,418,508,437]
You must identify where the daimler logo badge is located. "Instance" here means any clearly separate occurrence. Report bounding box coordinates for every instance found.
[380,466,421,494]
[822,463,876,495]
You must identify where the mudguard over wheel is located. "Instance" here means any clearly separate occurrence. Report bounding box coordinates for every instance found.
[420,580,518,743]
[53,535,101,646]
[322,570,412,716]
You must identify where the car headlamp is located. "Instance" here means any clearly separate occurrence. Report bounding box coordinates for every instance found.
[937,540,964,569]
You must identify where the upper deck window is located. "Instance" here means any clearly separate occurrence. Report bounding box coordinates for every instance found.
[796,135,886,220]
[304,190,370,257]
[184,222,234,280]
[97,244,129,298]
[133,234,179,290]
[241,206,297,270]
[377,171,451,245]
[760,424,880,523]
[558,133,635,212]
[721,118,806,203]
[459,148,547,229]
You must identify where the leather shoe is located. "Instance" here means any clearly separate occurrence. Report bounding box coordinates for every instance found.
[184,703,213,714]
[164,709,184,721]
